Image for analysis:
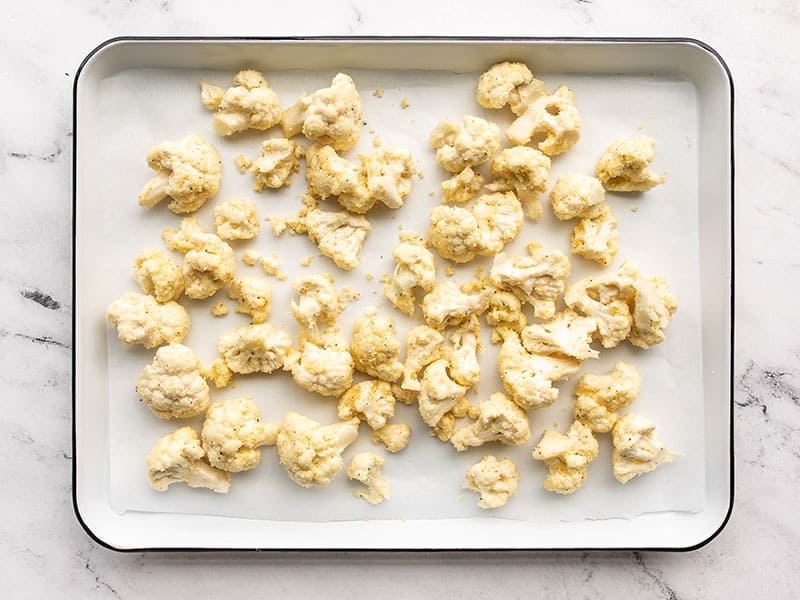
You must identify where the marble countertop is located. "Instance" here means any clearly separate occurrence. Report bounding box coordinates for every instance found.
[2,0,797,597]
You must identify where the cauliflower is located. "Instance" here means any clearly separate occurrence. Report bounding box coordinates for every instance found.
[305,144,372,213]
[163,217,236,299]
[429,116,501,173]
[213,199,260,240]
[429,205,481,263]
[489,243,571,320]
[286,330,354,397]
[629,275,678,349]
[200,70,281,136]
[441,167,484,204]
[146,427,230,493]
[497,330,581,410]
[281,73,362,151]
[347,452,391,504]
[276,412,359,487]
[351,310,404,382]
[338,380,396,430]
[476,61,547,115]
[595,136,666,192]
[532,420,599,495]
[202,358,233,389]
[451,392,531,452]
[201,396,278,472]
[485,288,527,343]
[132,248,184,303]
[362,145,416,209]
[384,233,437,316]
[472,191,524,254]
[228,277,271,324]
[520,309,599,361]
[572,204,619,267]
[422,281,489,330]
[417,358,467,427]
[506,86,581,156]
[106,292,189,349]
[290,273,345,341]
[574,362,641,433]
[401,325,444,391]
[549,174,606,221]
[486,147,551,219]
[463,455,520,509]
[217,323,292,375]
[372,424,411,453]
[442,316,482,387]
[250,138,303,191]
[136,344,209,419]
[612,413,680,483]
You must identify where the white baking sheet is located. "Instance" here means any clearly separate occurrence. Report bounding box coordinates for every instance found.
[98,65,704,522]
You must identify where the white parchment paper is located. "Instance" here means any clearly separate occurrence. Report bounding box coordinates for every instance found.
[95,65,704,523]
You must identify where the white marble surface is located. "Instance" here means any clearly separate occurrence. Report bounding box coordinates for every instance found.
[0,0,797,597]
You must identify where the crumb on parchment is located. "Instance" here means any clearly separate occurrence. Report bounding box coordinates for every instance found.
[373,136,382,147]
[234,154,252,173]
[242,250,260,266]
[212,302,229,317]
[300,255,314,267]
[373,87,384,98]
[261,251,287,280]
[401,97,410,109]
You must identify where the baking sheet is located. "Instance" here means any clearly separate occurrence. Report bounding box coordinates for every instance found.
[97,65,704,522]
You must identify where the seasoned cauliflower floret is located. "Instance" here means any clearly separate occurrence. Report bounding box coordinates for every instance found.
[228,277,271,324]
[417,358,467,428]
[629,275,678,349]
[485,288,527,343]
[305,144,372,213]
[575,362,641,433]
[372,423,411,453]
[549,174,606,221]
[429,116,501,173]
[572,204,619,267]
[489,243,570,320]
[200,70,281,135]
[250,138,303,191]
[477,61,547,115]
[351,310,403,382]
[429,205,481,263]
[201,397,278,472]
[146,427,230,493]
[106,292,189,349]
[281,73,362,151]
[451,392,531,452]
[506,85,581,156]
[138,134,222,214]
[362,145,416,209]
[532,420,599,494]
[472,191,524,254]
[596,136,666,192]
[213,199,260,240]
[293,196,371,270]
[290,273,345,341]
[441,166,484,204]
[464,455,520,509]
[384,233,437,316]
[217,323,292,375]
[401,325,444,391]
[347,452,390,504]
[277,412,359,487]
[136,344,209,419]
[520,309,599,361]
[132,248,184,303]
[442,316,482,387]
[422,281,489,330]
[486,147,551,219]
[286,330,354,397]
[612,413,680,483]
[338,380,396,430]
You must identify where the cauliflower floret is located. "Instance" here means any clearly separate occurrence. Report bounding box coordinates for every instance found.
[250,138,303,191]
[338,380,396,430]
[441,166,484,204]
[429,116,501,173]
[612,413,680,483]
[520,309,599,361]
[132,248,184,303]
[286,330,354,397]
[477,61,548,115]
[281,73,362,151]
[163,217,236,299]
[464,455,520,509]
[485,288,527,343]
[401,325,444,391]
[472,191,524,254]
[429,205,481,263]
[372,424,411,453]
[293,196,371,270]
[549,174,606,221]
[442,316,482,387]
[417,358,467,427]
[290,273,345,341]
[213,199,260,240]
[305,144,372,213]
[228,277,271,324]
[276,412,359,487]
[217,323,292,374]
[574,362,642,433]
[451,392,531,452]
[489,243,571,320]
[362,145,416,209]
[351,310,403,382]
[384,233,437,316]
[497,330,581,410]
[146,427,230,493]
[347,452,391,504]
[486,147,551,219]
[106,292,189,349]
[532,420,599,494]
[201,396,278,472]
[136,344,209,419]
[422,281,489,329]
[138,134,222,214]
[629,275,678,349]
[596,136,666,192]
[200,70,281,136]
[572,204,619,267]
[506,85,581,156]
